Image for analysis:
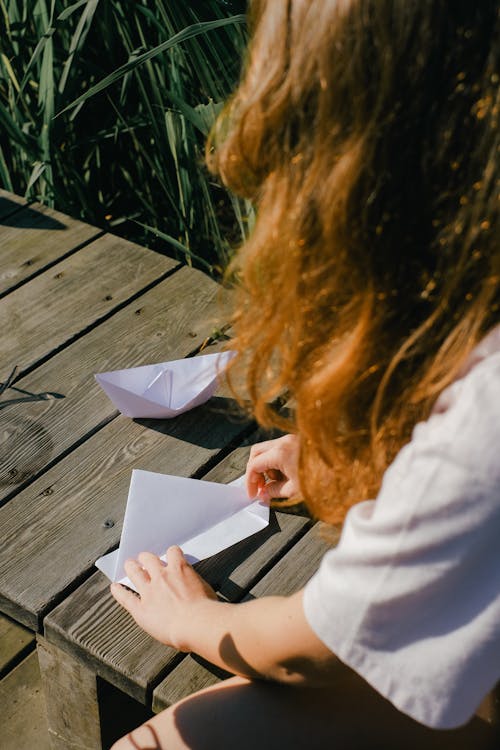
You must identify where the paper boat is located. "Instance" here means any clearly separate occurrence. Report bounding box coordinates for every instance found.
[95,350,235,418]
[96,470,269,589]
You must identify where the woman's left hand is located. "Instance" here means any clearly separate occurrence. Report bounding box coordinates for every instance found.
[110,545,218,650]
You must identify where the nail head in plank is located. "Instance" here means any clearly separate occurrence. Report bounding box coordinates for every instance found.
[0,200,101,294]
[0,266,226,501]
[0,232,176,373]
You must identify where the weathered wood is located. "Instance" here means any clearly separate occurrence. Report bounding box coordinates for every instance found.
[2,649,50,750]
[153,522,335,711]
[37,635,102,750]
[0,200,101,295]
[43,573,182,705]
[477,684,500,727]
[152,656,225,712]
[43,443,310,704]
[0,266,227,501]
[0,232,176,374]
[247,521,337,597]
[0,392,252,630]
[0,613,34,677]
[0,190,27,221]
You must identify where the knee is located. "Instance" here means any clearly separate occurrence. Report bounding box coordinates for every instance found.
[109,729,153,750]
[110,714,180,750]
[109,736,132,750]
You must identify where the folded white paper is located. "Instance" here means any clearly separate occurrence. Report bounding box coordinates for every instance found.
[95,350,235,418]
[95,470,269,589]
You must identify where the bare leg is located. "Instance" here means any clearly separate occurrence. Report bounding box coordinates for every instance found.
[110,673,497,750]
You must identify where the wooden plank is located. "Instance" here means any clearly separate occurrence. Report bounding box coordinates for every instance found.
[0,613,35,678]
[0,190,27,221]
[0,394,252,630]
[2,649,50,750]
[0,232,176,374]
[153,522,336,711]
[0,201,101,295]
[43,444,310,704]
[246,522,337,597]
[0,266,226,502]
[43,573,180,706]
[477,686,500,727]
[37,636,102,750]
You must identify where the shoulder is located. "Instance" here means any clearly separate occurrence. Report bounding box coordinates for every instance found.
[410,349,500,489]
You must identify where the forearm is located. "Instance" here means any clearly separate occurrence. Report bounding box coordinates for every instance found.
[178,590,342,686]
[112,548,343,686]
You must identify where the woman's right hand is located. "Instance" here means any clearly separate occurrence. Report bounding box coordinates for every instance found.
[245,434,301,501]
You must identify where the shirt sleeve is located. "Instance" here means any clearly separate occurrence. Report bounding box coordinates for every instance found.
[303,355,500,729]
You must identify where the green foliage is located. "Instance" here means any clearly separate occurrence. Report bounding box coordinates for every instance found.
[0,0,253,274]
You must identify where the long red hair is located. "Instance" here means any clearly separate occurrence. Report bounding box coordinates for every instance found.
[209,0,500,523]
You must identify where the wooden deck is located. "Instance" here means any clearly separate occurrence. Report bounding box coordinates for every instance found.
[1,191,499,748]
[0,191,328,748]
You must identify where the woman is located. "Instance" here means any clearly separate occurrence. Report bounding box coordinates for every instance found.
[111,1,500,747]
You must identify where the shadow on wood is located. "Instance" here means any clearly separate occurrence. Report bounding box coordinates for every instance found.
[0,203,66,229]
[134,396,252,451]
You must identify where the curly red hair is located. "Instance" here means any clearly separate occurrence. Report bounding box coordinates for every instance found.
[209,0,500,523]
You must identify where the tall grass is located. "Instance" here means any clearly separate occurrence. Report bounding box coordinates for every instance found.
[0,0,253,274]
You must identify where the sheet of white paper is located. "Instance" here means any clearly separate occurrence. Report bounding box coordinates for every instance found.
[95,471,269,589]
[95,350,235,418]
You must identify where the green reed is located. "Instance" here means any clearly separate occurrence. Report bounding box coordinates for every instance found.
[0,0,253,274]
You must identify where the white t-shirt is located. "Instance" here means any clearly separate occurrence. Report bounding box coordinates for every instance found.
[303,326,500,729]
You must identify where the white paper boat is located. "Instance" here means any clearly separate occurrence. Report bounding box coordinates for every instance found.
[95,350,235,418]
[96,470,269,589]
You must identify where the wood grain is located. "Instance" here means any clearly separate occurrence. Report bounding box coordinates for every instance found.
[0,394,252,629]
[43,573,182,705]
[2,650,50,750]
[0,232,176,374]
[0,266,227,501]
[0,613,34,677]
[0,200,101,295]
[43,444,310,704]
[37,636,102,750]
[153,522,336,711]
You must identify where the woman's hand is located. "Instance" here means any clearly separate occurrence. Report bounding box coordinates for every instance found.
[110,546,218,651]
[246,434,301,501]
[111,543,340,687]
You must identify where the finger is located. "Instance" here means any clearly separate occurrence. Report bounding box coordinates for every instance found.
[247,445,283,476]
[165,545,187,570]
[246,465,266,500]
[246,447,283,497]
[137,551,164,577]
[266,468,283,481]
[249,438,279,459]
[247,443,275,496]
[259,478,288,500]
[124,558,151,592]
[110,582,140,615]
